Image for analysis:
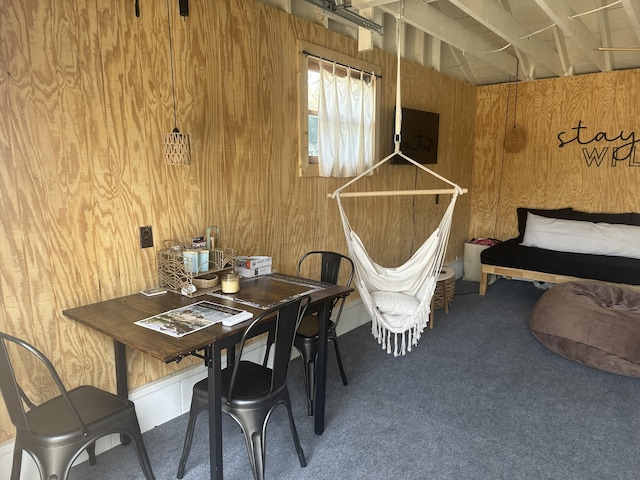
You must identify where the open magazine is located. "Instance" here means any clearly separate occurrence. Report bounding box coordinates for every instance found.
[135,301,253,338]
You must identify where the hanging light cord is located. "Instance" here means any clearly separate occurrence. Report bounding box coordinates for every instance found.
[166,0,178,130]
[492,62,519,238]
[513,59,519,127]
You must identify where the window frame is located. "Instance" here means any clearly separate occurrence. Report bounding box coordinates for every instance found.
[297,40,381,177]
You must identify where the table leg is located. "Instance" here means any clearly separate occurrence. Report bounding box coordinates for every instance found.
[314,299,329,435]
[227,345,236,366]
[114,340,128,397]
[114,340,130,445]
[207,344,224,480]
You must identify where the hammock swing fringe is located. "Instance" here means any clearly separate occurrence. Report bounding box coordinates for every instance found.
[329,10,466,356]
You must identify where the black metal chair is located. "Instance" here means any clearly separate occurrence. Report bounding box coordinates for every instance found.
[291,251,354,416]
[0,331,155,480]
[177,295,310,480]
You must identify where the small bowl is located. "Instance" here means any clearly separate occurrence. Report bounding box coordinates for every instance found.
[192,275,219,289]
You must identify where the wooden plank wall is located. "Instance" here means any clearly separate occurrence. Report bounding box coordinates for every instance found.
[469,69,640,240]
[0,0,475,442]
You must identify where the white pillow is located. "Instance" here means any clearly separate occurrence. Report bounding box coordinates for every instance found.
[371,291,420,316]
[521,212,640,259]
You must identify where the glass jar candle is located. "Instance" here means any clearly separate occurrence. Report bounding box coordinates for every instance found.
[221,272,240,294]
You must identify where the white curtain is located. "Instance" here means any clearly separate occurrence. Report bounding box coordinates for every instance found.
[318,62,375,178]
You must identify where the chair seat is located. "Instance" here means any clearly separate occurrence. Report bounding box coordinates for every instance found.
[25,386,133,437]
[193,361,273,404]
[296,315,337,338]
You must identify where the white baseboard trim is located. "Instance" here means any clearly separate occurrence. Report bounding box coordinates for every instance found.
[0,299,368,480]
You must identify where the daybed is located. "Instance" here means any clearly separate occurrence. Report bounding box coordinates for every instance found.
[479,207,640,295]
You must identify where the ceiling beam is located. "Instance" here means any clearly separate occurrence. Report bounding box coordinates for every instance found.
[448,45,476,84]
[447,0,564,77]
[620,0,640,45]
[533,0,608,72]
[499,0,535,81]
[552,25,574,75]
[378,0,518,77]
[597,0,613,71]
[430,37,442,72]
[358,7,375,51]
[352,0,400,7]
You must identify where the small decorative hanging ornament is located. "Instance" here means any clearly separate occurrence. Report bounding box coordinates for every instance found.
[163,0,191,165]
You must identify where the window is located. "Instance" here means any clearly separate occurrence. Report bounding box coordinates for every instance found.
[298,41,380,177]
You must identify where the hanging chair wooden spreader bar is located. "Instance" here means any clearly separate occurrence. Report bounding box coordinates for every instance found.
[332,188,465,198]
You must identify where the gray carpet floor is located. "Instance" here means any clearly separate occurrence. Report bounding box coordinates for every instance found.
[71,279,640,479]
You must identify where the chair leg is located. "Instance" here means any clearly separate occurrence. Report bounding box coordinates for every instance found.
[177,405,207,479]
[330,336,348,386]
[126,430,156,480]
[231,411,267,480]
[41,456,69,480]
[284,398,306,468]
[10,446,22,480]
[237,400,305,480]
[87,441,97,465]
[304,358,315,416]
[247,429,267,480]
[295,344,315,416]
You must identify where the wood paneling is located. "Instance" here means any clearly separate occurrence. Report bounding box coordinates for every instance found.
[469,69,640,242]
[0,0,475,442]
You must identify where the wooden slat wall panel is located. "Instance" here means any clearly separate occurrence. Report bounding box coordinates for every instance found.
[469,70,640,242]
[0,0,475,442]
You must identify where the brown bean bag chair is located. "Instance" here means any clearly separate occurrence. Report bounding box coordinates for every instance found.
[530,281,640,377]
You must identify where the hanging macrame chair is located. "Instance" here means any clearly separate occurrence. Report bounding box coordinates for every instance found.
[330,13,466,356]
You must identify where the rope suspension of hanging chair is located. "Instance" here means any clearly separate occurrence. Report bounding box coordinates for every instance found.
[328,6,467,355]
[330,7,465,199]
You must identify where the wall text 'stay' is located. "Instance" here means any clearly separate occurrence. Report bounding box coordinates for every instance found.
[557,120,640,167]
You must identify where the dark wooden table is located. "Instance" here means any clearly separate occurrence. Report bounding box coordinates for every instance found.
[62,273,352,480]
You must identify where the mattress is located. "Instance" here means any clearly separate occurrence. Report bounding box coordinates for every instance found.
[480,238,640,286]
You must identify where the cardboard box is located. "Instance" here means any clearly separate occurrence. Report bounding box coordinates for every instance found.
[237,265,272,278]
[236,256,272,270]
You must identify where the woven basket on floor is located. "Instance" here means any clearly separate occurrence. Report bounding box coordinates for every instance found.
[433,273,456,310]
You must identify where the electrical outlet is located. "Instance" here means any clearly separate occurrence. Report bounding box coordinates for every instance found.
[139,226,153,248]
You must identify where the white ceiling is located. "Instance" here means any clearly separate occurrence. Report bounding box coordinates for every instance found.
[260,0,640,85]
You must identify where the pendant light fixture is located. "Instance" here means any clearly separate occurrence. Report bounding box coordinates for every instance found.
[163,0,191,165]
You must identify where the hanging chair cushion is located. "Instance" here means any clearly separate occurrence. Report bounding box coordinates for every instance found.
[530,281,640,378]
[371,291,419,316]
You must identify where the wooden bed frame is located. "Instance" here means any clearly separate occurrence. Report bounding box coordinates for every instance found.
[479,264,640,295]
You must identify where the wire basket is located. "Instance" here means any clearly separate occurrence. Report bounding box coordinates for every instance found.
[158,244,236,297]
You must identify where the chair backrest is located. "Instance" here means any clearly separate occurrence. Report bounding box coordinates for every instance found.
[226,296,310,401]
[0,332,88,435]
[296,251,354,321]
[296,251,354,287]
